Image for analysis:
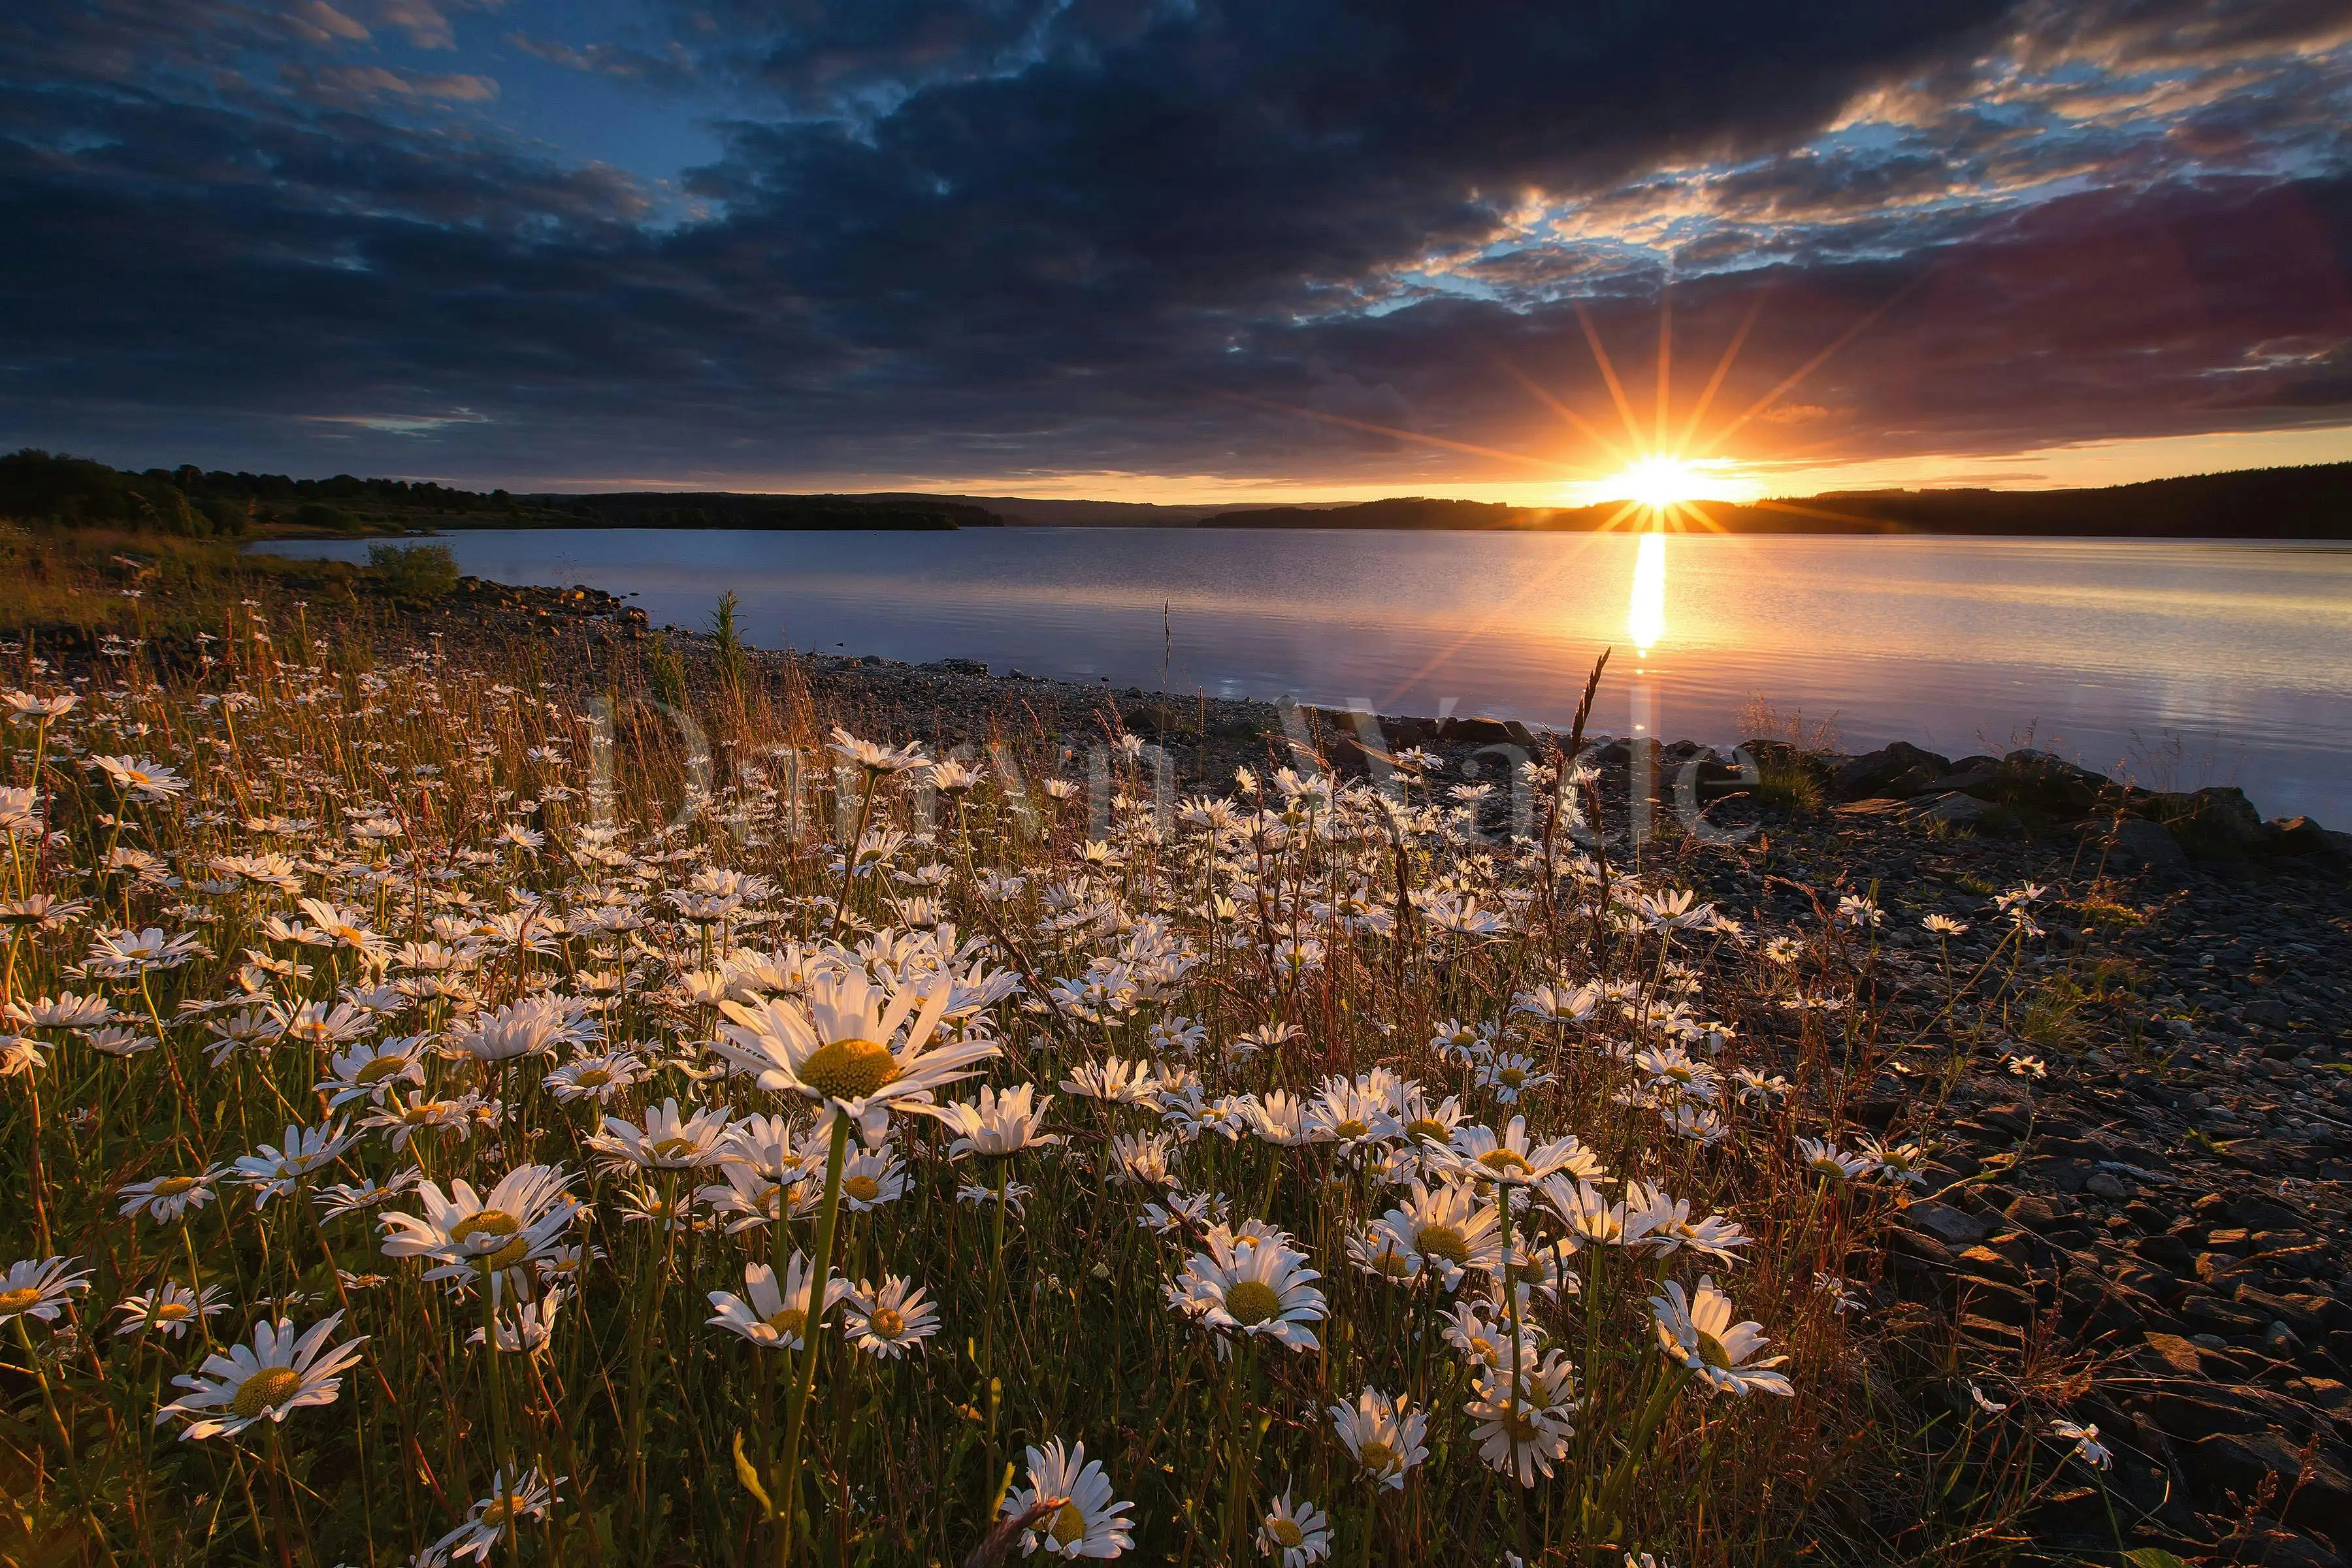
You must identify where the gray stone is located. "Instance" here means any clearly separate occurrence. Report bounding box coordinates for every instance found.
[1915,791,1991,825]
[1903,1199,1992,1249]
[2110,817,2187,873]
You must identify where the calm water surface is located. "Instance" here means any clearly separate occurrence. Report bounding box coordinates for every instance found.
[268,528,2352,823]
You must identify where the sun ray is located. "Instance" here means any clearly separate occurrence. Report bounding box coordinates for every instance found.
[1655,286,1672,452]
[1676,291,1767,454]
[1693,274,1926,459]
[1484,351,1635,471]
[1215,390,1609,477]
[1373,510,1637,708]
[1574,303,1648,452]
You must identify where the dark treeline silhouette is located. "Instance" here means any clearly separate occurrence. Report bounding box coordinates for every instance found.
[8,448,2347,537]
[538,491,1003,531]
[1201,463,2352,537]
[0,451,1007,533]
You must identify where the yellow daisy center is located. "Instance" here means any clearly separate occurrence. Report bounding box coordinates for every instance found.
[231,1365,304,1418]
[1266,1517,1304,1548]
[573,1068,612,1088]
[0,1286,42,1314]
[1496,1066,1527,1087]
[1696,1328,1735,1371]
[870,1307,905,1339]
[1333,1119,1369,1140]
[652,1136,702,1162]
[153,1176,201,1196]
[1479,1149,1532,1177]
[1405,1117,1448,1145]
[1416,1223,1471,1267]
[479,1496,518,1529]
[155,1302,193,1322]
[453,1210,530,1269]
[1356,1439,1397,1474]
[843,1175,881,1203]
[764,1307,808,1341]
[1049,1501,1087,1548]
[796,1037,899,1102]
[357,1054,408,1084]
[1222,1279,1281,1326]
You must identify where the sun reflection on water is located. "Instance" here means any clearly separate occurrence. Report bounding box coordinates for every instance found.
[1628,531,1667,654]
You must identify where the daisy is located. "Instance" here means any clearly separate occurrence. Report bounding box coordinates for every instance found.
[1106,1131,1179,1187]
[841,1275,939,1359]
[1169,1236,1326,1351]
[940,1083,1059,1161]
[588,1098,733,1173]
[1256,1490,1331,1566]
[116,1281,231,1339]
[1441,1118,1600,1188]
[544,1049,645,1105]
[707,1257,847,1352]
[379,1166,581,1292]
[1649,1277,1793,1397]
[1328,1387,1428,1490]
[1793,1137,1876,1183]
[428,1466,564,1563]
[2050,1418,2110,1469]
[466,1289,566,1357]
[837,1146,907,1211]
[316,1036,432,1108]
[714,969,997,1141]
[1004,1438,1134,1559]
[233,1121,355,1206]
[1466,1349,1580,1486]
[1373,1180,1503,1290]
[1857,1135,1931,1186]
[1473,1053,1554,1104]
[1059,1056,1159,1109]
[0,1256,91,1324]
[449,993,596,1063]
[1440,1296,1543,1373]
[1304,1077,1399,1151]
[157,1312,368,1439]
[118,1169,223,1224]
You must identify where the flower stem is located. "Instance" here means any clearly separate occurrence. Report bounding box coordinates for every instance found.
[775,1113,850,1568]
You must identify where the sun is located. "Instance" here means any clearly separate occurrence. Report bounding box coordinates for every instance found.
[1614,455,1709,511]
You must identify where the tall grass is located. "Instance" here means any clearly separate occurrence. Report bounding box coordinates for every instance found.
[0,588,2093,1565]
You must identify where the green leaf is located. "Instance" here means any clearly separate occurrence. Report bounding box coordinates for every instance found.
[2125,1550,2193,1568]
[732,1431,776,1522]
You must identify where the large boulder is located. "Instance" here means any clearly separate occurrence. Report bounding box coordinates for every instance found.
[2146,787,2276,855]
[2107,817,2187,875]
[1831,741,1953,801]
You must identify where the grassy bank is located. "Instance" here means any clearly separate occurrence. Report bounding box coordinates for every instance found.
[0,548,2116,1568]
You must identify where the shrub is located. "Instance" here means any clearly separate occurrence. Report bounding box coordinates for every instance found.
[366,541,459,600]
[291,500,360,533]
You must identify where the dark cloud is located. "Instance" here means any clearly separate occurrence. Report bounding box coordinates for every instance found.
[0,0,2347,485]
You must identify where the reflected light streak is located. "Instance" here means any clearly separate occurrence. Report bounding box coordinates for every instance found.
[1628,531,1667,654]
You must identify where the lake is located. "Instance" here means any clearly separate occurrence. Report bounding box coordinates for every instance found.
[264,527,2352,824]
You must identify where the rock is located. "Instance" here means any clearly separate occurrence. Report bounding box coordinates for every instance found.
[2109,817,2188,875]
[1833,742,1954,802]
[2148,787,2275,855]
[1915,792,1992,825]
[2135,1332,2230,1379]
[2191,1430,2352,1529]
[2271,817,2343,858]
[1439,716,1535,749]
[1980,749,2113,816]
[1903,1200,1992,1249]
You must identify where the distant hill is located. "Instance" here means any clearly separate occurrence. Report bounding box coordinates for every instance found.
[520,491,1002,531]
[8,448,2348,538]
[1201,463,2352,538]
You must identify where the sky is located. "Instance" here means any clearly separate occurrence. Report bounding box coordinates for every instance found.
[3,0,2351,503]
